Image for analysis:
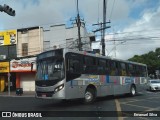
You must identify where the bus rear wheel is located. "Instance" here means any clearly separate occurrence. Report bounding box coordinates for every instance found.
[84,88,96,104]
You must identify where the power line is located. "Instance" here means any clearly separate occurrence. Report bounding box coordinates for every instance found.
[109,0,116,20]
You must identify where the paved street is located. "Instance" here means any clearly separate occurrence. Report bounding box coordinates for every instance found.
[0,91,160,120]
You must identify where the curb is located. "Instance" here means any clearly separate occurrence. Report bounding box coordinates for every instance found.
[0,94,35,97]
[0,92,35,97]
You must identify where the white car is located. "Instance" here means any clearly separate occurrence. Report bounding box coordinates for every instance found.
[147,79,160,91]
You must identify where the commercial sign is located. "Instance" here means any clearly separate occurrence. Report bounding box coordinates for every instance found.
[10,57,36,72]
[0,30,17,45]
[0,62,9,73]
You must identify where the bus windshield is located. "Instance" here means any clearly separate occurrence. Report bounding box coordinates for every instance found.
[36,58,64,81]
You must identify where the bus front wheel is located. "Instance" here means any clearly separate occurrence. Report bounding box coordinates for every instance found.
[84,88,96,104]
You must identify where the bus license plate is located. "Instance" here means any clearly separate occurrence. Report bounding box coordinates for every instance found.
[42,94,46,97]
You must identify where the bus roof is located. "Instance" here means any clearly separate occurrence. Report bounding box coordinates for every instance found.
[38,48,147,67]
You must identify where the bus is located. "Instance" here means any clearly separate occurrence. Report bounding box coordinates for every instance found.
[35,48,148,103]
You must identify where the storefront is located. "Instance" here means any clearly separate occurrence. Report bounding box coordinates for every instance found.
[10,57,36,91]
[0,61,11,92]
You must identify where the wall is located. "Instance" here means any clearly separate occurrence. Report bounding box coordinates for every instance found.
[43,23,92,51]
[17,27,43,57]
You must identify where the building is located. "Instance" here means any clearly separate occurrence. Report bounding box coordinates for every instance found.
[9,26,43,92]
[17,26,43,57]
[43,23,94,51]
[0,23,95,92]
[10,57,36,91]
[0,30,17,92]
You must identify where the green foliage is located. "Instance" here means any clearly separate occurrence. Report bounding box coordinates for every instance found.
[128,48,160,75]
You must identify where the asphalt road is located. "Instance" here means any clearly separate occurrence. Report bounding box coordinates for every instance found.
[0,90,160,120]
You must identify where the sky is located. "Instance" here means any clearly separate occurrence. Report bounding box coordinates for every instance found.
[0,0,160,60]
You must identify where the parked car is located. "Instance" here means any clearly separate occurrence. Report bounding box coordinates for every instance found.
[147,79,160,91]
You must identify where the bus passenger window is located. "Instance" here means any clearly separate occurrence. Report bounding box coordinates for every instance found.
[106,60,110,75]
[128,64,134,76]
[135,65,140,77]
[140,66,147,77]
[83,56,97,74]
[69,59,81,73]
[110,61,119,76]
[120,63,127,76]
[98,59,106,74]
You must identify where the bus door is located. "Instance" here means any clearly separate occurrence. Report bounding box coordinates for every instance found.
[65,53,84,99]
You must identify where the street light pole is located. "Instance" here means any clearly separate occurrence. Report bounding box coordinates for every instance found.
[8,72,11,96]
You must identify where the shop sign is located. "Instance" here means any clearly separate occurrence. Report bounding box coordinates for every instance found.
[0,62,9,72]
[10,57,36,72]
[0,30,17,46]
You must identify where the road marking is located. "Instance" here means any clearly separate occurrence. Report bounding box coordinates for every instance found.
[115,99,123,120]
[138,117,150,120]
[121,96,160,104]
[121,99,142,104]
[121,103,153,109]
[143,106,160,112]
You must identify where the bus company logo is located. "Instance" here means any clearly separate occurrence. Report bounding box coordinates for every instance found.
[2,112,11,117]
[121,77,134,85]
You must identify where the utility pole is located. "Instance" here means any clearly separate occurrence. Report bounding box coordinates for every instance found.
[102,0,106,56]
[93,0,110,56]
[76,0,82,51]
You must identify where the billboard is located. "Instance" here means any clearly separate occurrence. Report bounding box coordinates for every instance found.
[0,30,17,45]
[10,57,36,72]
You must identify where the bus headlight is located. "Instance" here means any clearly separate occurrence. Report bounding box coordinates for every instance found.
[54,84,64,93]
[59,85,63,90]
[55,88,58,92]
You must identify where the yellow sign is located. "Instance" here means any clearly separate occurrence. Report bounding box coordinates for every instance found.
[0,62,9,73]
[0,30,17,45]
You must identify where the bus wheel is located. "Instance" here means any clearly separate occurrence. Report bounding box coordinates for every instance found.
[130,85,136,96]
[84,88,95,104]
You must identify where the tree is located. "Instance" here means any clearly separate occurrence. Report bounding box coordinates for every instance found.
[128,48,160,76]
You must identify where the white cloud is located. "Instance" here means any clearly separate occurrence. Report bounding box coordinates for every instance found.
[0,0,132,30]
[1,0,160,60]
[105,5,160,60]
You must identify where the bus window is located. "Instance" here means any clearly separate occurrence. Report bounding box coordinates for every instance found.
[134,65,138,76]
[106,60,110,75]
[83,56,97,74]
[84,56,96,65]
[99,59,106,66]
[135,65,141,77]
[128,64,134,76]
[110,61,119,76]
[120,62,127,76]
[140,66,147,77]
[36,58,64,80]
[98,59,106,74]
[68,59,81,73]
[66,53,82,81]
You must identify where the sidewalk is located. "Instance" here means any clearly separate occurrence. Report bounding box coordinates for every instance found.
[0,91,35,97]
